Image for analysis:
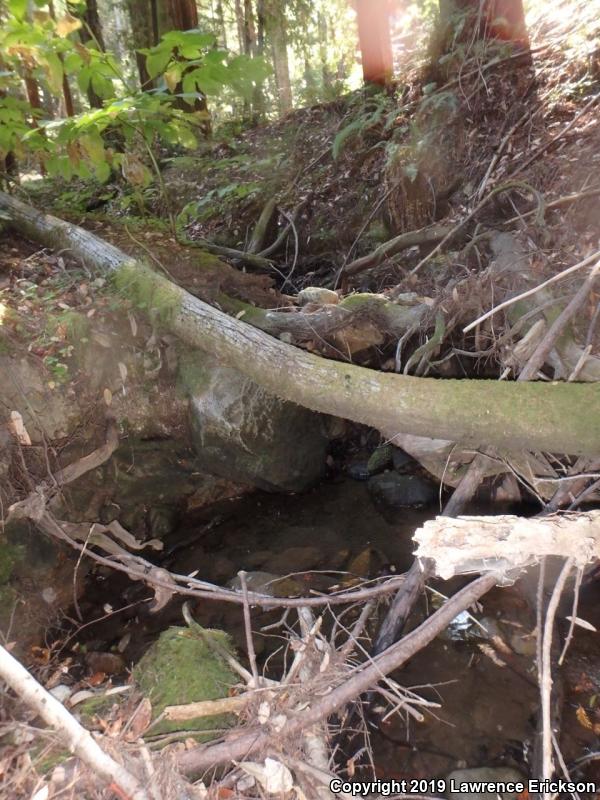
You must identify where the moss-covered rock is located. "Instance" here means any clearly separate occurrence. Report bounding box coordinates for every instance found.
[133,626,238,738]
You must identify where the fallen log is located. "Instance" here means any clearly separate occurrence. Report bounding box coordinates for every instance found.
[1,190,599,455]
[414,510,600,579]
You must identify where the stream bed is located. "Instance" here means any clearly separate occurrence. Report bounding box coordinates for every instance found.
[63,476,600,789]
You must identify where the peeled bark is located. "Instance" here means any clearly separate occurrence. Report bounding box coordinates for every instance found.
[415,511,600,579]
[1,191,599,457]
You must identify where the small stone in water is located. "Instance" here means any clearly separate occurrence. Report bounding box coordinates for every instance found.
[346,460,370,481]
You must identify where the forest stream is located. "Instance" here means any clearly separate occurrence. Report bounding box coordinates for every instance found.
[1,0,600,797]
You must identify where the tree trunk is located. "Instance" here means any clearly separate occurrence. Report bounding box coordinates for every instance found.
[235,0,246,51]
[70,0,106,108]
[244,0,265,119]
[355,0,393,86]
[48,0,75,116]
[126,0,156,90]
[23,72,47,175]
[165,0,198,32]
[1,191,599,458]
[318,10,332,93]
[261,0,293,114]
[440,0,528,46]
[215,0,228,48]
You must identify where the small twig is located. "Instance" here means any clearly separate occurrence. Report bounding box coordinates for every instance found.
[508,93,600,178]
[163,695,248,721]
[239,571,260,688]
[519,262,600,380]
[476,108,532,200]
[279,208,299,292]
[0,644,150,800]
[552,731,582,800]
[558,567,583,666]
[463,251,600,334]
[411,180,544,276]
[182,601,253,684]
[501,186,600,227]
[541,559,574,794]
[123,224,175,280]
[340,601,375,658]
[258,198,309,258]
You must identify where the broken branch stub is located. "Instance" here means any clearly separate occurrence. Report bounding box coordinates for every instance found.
[413,511,600,579]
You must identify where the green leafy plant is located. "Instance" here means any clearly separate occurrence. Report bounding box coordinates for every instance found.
[0,9,269,197]
[332,93,390,160]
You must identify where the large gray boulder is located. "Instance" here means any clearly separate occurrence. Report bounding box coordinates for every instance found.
[184,355,329,492]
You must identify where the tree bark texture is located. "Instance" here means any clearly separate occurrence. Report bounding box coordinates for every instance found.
[439,0,529,48]
[71,0,106,107]
[1,191,599,458]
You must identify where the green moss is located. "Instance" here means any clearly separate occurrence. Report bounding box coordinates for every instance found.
[0,535,24,585]
[75,693,118,727]
[133,627,238,739]
[112,261,182,323]
[216,293,270,329]
[194,250,228,270]
[31,744,72,775]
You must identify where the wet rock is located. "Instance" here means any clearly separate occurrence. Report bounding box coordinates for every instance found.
[392,447,415,472]
[0,516,84,659]
[347,460,371,481]
[206,555,236,583]
[262,546,323,574]
[85,652,126,676]
[147,506,177,539]
[368,472,437,509]
[185,355,329,492]
[63,439,244,539]
[446,767,525,800]
[242,549,274,569]
[366,444,393,475]
[509,629,537,657]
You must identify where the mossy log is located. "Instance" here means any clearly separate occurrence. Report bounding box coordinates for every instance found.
[1,191,599,456]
